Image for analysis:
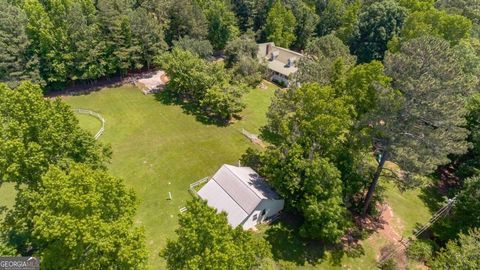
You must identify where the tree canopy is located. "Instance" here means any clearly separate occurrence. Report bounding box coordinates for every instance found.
[162,199,272,270]
[361,36,475,214]
[1,163,147,269]
[264,0,297,48]
[0,82,110,188]
[351,0,407,63]
[156,48,248,122]
[428,228,480,269]
[245,83,354,242]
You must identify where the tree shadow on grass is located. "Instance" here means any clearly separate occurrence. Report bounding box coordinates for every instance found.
[154,91,230,127]
[264,213,365,267]
[418,184,446,214]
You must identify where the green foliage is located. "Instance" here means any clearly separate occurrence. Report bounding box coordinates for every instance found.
[16,0,167,87]
[398,0,435,12]
[166,0,208,44]
[173,36,213,59]
[256,83,353,242]
[231,55,266,87]
[361,36,475,214]
[437,175,480,240]
[428,228,480,269]
[0,238,16,256]
[285,0,319,49]
[454,93,480,177]
[129,7,168,69]
[224,34,258,67]
[0,0,42,87]
[316,0,361,42]
[334,60,391,116]
[401,9,472,45]
[231,0,256,31]
[264,0,297,48]
[262,83,353,153]
[201,84,247,120]
[1,163,147,269]
[157,48,208,99]
[407,240,435,262]
[156,48,247,121]
[294,34,356,85]
[381,35,474,176]
[162,199,272,270]
[199,0,240,50]
[436,0,480,26]
[224,35,266,87]
[0,82,110,188]
[351,0,407,62]
[378,258,397,270]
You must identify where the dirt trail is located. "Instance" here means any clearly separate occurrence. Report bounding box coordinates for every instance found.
[376,203,408,269]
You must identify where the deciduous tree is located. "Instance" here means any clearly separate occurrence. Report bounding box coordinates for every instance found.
[264,0,296,48]
[0,82,110,188]
[173,36,213,59]
[199,0,240,50]
[251,83,353,242]
[350,0,407,62]
[162,199,272,270]
[165,0,208,44]
[401,9,472,45]
[1,163,147,269]
[0,0,42,87]
[294,34,356,86]
[428,228,480,269]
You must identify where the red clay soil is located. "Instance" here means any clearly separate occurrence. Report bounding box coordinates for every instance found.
[377,204,408,269]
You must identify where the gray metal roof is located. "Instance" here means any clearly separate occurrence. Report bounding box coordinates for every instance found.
[197,179,248,227]
[197,165,281,226]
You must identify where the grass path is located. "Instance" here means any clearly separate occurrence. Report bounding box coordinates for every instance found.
[64,82,276,268]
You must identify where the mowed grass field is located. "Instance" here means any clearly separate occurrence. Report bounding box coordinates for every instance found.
[63,82,276,268]
[0,80,434,269]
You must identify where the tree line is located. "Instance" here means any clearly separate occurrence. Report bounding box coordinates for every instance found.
[155,0,480,268]
[0,82,148,268]
[2,0,480,268]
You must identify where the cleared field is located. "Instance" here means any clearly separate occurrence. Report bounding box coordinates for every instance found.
[61,81,431,269]
[74,113,103,136]
[64,82,276,268]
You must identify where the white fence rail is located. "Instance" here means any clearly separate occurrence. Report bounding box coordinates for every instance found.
[73,108,105,140]
[189,177,209,196]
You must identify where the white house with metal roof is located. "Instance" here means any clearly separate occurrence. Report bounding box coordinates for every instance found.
[196,164,284,230]
[257,42,304,86]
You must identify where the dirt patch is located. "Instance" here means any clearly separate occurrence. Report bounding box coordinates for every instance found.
[376,204,408,269]
[136,70,167,94]
[356,203,408,269]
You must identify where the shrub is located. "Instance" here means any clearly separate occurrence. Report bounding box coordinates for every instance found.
[407,240,435,262]
[378,258,397,270]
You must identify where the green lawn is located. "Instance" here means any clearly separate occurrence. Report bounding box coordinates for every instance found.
[383,182,432,237]
[0,182,16,219]
[64,82,276,268]
[0,80,434,269]
[62,81,434,269]
[74,113,103,135]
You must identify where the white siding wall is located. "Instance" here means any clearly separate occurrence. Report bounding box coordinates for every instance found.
[241,199,285,230]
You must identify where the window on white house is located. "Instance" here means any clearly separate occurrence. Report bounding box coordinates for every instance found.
[252,214,258,221]
[261,209,266,216]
